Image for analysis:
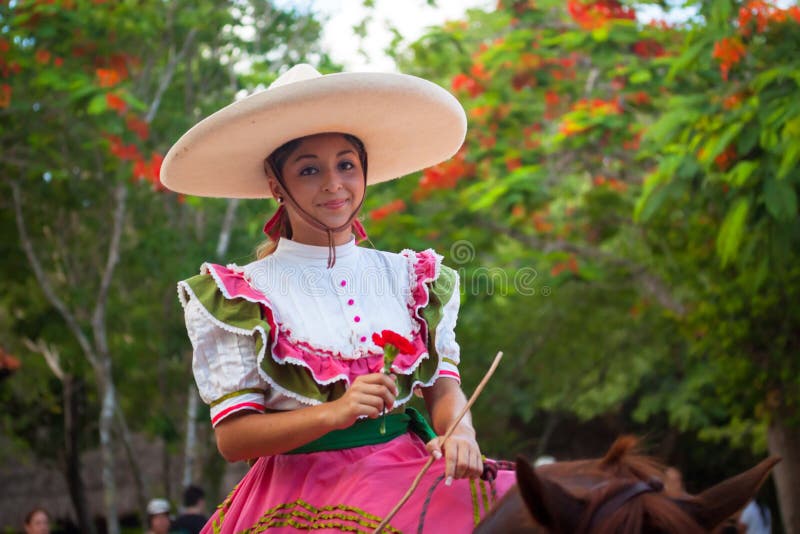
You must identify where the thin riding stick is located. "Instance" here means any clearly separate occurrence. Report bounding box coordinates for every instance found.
[373,351,504,533]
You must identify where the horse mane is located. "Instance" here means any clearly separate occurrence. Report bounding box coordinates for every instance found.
[574,436,706,534]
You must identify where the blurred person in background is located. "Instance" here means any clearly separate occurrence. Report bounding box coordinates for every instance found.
[23,507,50,534]
[172,485,207,534]
[146,498,172,534]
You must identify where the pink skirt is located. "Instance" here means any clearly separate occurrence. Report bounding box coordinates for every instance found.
[202,433,515,533]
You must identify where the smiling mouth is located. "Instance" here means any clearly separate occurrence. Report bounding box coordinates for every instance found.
[320,199,349,209]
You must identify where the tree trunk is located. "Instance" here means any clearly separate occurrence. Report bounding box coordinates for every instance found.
[182,383,200,489]
[98,366,120,534]
[63,375,96,534]
[115,407,149,531]
[767,412,800,534]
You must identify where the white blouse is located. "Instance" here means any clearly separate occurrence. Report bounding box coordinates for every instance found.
[181,237,461,426]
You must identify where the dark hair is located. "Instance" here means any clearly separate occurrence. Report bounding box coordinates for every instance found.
[183,485,205,507]
[24,507,49,525]
[264,132,368,186]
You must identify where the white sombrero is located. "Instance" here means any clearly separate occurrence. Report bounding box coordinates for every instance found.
[161,64,467,199]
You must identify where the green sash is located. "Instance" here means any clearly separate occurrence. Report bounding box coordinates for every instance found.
[287,407,438,454]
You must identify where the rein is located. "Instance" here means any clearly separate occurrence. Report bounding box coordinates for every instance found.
[417,460,515,534]
[586,477,664,531]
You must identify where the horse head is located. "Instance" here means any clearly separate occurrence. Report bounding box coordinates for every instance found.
[475,436,779,533]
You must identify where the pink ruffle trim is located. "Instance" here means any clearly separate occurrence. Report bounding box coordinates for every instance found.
[202,263,432,386]
[404,250,440,345]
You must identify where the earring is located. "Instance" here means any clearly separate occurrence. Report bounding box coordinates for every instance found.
[277,195,284,204]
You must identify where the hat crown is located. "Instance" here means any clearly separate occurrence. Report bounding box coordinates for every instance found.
[269,63,322,90]
[146,498,171,515]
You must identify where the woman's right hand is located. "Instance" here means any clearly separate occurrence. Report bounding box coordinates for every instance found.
[328,373,397,430]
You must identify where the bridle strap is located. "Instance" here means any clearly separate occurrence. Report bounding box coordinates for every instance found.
[586,478,663,531]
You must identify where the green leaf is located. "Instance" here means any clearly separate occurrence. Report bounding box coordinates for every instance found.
[87,93,107,115]
[752,67,792,92]
[716,197,750,266]
[702,122,743,165]
[629,70,652,84]
[591,27,609,42]
[666,41,705,82]
[737,123,759,155]
[777,143,800,179]
[634,166,682,222]
[763,178,798,221]
[724,161,758,187]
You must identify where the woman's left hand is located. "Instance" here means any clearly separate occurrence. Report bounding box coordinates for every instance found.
[426,426,483,484]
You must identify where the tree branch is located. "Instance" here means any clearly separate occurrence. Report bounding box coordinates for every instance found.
[10,181,98,368]
[22,338,65,381]
[91,182,127,361]
[216,198,240,259]
[145,28,198,123]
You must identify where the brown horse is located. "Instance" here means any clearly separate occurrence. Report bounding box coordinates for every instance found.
[475,436,779,533]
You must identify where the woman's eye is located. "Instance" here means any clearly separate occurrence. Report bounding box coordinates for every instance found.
[299,166,318,176]
[339,160,355,171]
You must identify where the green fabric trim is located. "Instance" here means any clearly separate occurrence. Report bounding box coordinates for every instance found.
[246,500,402,533]
[209,387,264,408]
[406,405,438,443]
[420,265,458,362]
[181,274,342,404]
[180,261,459,408]
[470,479,480,526]
[286,407,436,454]
[480,478,490,516]
[442,357,459,366]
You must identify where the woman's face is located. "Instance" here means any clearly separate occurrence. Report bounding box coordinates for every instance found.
[271,133,366,246]
[149,513,171,534]
[24,511,50,534]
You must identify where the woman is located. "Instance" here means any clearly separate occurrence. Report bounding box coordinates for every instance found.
[162,64,514,533]
[23,508,50,534]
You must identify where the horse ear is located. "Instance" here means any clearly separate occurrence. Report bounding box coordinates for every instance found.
[672,456,780,530]
[515,456,584,533]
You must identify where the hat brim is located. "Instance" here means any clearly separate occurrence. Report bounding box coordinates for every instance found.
[161,71,467,199]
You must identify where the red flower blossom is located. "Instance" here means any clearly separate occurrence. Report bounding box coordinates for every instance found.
[372,330,416,356]
[632,39,666,58]
[106,92,127,113]
[712,37,746,80]
[470,62,489,81]
[126,115,149,140]
[35,49,51,64]
[150,153,164,185]
[369,199,406,221]
[451,73,484,98]
[545,90,560,106]
[104,133,140,161]
[505,157,522,172]
[0,84,11,108]
[96,68,121,88]
[567,0,635,30]
[714,145,737,171]
[417,150,475,198]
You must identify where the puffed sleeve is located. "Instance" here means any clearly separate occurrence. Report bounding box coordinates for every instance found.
[183,292,268,427]
[421,263,462,383]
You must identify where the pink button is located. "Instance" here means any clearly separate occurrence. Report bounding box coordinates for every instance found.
[360,336,367,342]
[354,316,361,322]
[340,280,347,287]
[347,299,354,306]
